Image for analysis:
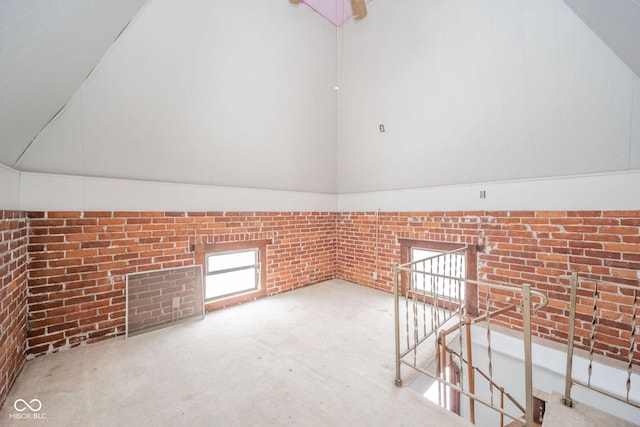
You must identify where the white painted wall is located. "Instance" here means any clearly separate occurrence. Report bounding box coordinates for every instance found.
[0,164,20,210]
[20,169,639,213]
[17,0,338,194]
[337,0,640,194]
[468,326,640,425]
[337,170,640,212]
[19,172,336,212]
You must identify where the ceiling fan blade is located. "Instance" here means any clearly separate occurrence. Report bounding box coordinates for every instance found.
[350,0,367,20]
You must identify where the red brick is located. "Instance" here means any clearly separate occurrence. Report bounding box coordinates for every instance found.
[600,226,638,235]
[47,212,82,219]
[604,244,640,253]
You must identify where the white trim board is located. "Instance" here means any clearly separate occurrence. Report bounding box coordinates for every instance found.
[19,172,337,212]
[0,164,20,210]
[13,170,640,212]
[337,170,640,212]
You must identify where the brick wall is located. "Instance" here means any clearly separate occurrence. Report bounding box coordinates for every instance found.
[0,211,28,407]
[7,208,639,387]
[26,211,336,357]
[127,266,203,336]
[337,211,640,363]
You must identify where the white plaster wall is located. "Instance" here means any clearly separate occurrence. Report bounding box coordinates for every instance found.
[18,0,338,194]
[21,169,640,213]
[19,172,337,212]
[337,0,640,194]
[337,170,640,212]
[0,164,20,210]
[469,327,640,425]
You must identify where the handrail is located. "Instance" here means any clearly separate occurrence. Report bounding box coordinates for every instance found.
[557,272,640,292]
[445,346,527,414]
[563,271,640,410]
[438,304,518,337]
[399,358,528,423]
[395,250,541,427]
[403,247,468,268]
[401,269,549,314]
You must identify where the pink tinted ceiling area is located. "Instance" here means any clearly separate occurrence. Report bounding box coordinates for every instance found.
[301,0,373,27]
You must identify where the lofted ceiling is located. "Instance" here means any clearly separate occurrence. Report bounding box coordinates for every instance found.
[563,0,640,79]
[0,0,639,183]
[0,0,148,168]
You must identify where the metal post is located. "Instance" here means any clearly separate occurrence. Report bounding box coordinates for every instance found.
[441,333,448,409]
[523,284,534,427]
[500,387,505,427]
[465,319,475,424]
[394,264,403,387]
[563,272,578,407]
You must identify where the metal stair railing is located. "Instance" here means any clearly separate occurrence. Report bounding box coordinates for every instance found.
[563,271,640,410]
[445,346,526,427]
[394,252,548,427]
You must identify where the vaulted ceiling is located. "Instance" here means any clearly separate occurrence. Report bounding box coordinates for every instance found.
[1,0,639,178]
[0,0,148,168]
[563,0,640,80]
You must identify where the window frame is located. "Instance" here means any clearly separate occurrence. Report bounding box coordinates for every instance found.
[399,239,478,316]
[195,240,269,312]
[205,247,260,300]
[409,246,466,301]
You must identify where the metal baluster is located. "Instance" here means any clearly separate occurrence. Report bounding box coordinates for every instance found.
[588,282,599,386]
[456,251,461,306]
[447,253,453,314]
[422,260,427,338]
[433,256,438,328]
[441,333,448,409]
[438,254,444,326]
[563,272,578,407]
[458,281,465,392]
[405,271,410,353]
[523,284,534,427]
[414,280,419,367]
[500,387,505,427]
[487,286,494,405]
[394,265,402,386]
[431,257,437,331]
[627,289,637,401]
[466,319,476,424]
[436,332,442,406]
[456,253,464,391]
[435,254,443,407]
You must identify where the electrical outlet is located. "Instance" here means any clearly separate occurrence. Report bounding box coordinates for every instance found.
[480,190,487,199]
[172,297,180,309]
[372,271,378,280]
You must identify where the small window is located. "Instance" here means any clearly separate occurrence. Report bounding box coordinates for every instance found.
[400,239,478,316]
[411,248,466,301]
[205,249,259,300]
[195,240,269,311]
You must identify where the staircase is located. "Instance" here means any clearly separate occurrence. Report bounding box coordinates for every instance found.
[394,253,640,427]
[540,391,638,427]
